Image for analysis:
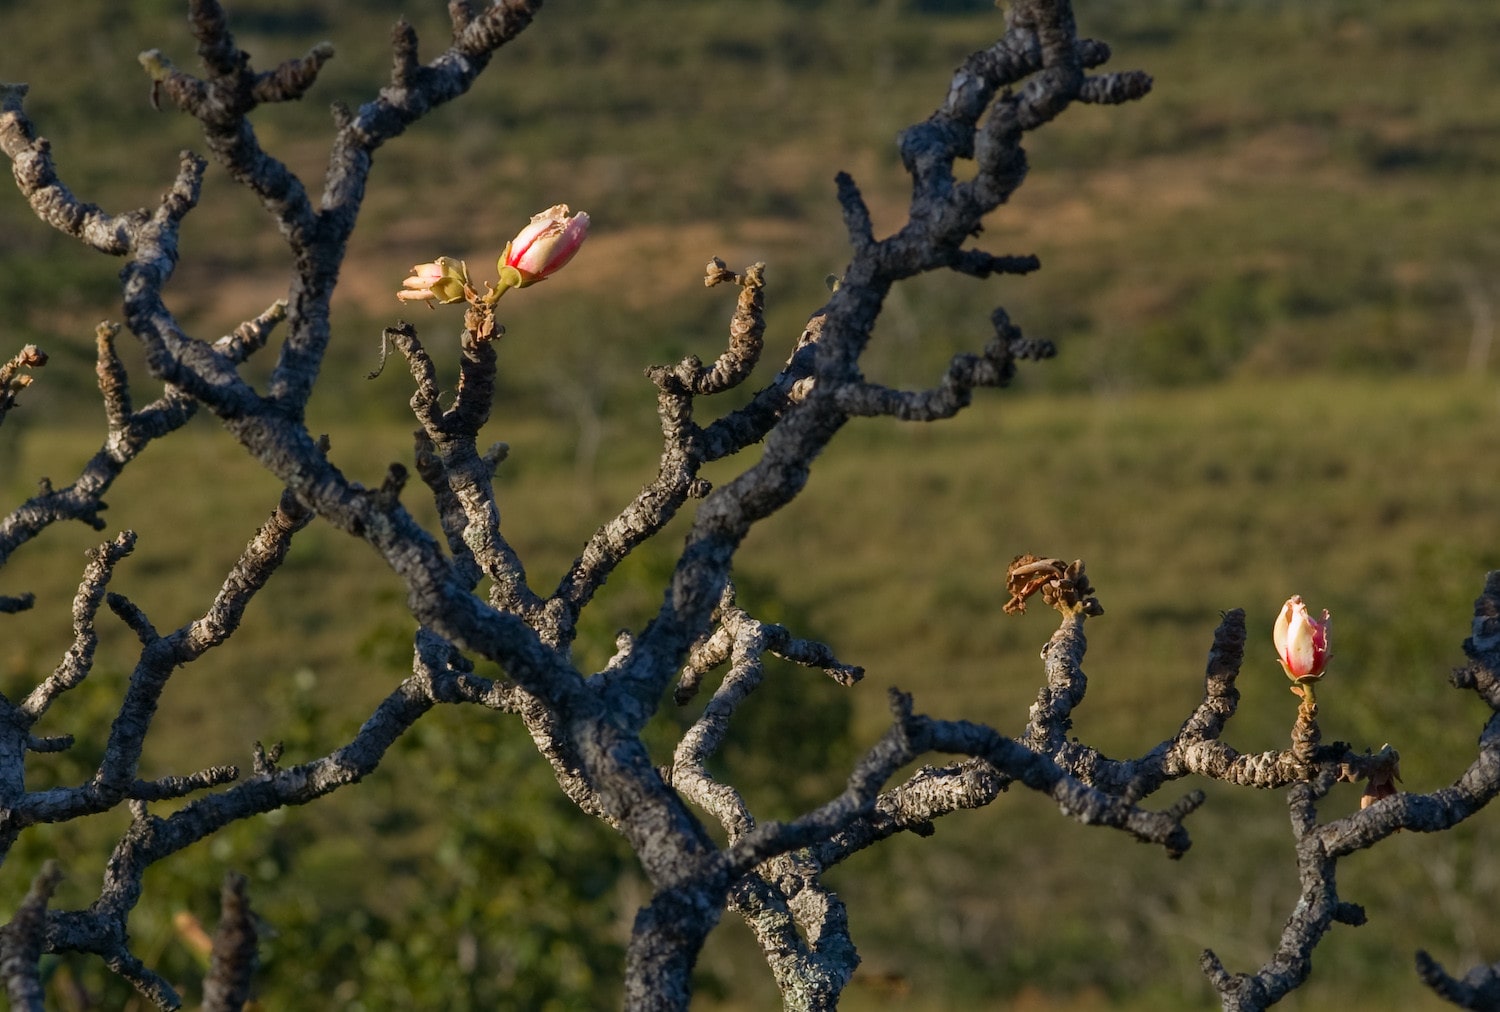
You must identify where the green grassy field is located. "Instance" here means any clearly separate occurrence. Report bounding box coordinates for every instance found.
[4,0,1500,1008]
[5,374,1497,1009]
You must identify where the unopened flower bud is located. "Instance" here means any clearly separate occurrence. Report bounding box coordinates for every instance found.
[495,204,589,292]
[1274,595,1331,690]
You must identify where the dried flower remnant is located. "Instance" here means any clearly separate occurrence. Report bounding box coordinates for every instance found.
[0,343,46,415]
[1003,555,1102,617]
[1361,751,1403,811]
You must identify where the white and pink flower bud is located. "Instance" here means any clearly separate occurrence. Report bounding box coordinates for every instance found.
[1274,595,1331,686]
[496,204,589,290]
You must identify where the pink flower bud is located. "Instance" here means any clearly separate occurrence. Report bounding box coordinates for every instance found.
[1273,595,1331,684]
[397,257,469,307]
[497,204,589,289]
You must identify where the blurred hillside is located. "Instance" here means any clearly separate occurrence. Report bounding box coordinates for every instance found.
[2,0,1499,1009]
[5,0,1500,412]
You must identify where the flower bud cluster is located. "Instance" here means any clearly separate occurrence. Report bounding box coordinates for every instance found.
[394,205,589,311]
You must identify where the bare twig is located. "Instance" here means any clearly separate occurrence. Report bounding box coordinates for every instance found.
[202,873,258,1012]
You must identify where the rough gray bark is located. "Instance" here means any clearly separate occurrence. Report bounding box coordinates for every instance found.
[0,2,1497,1010]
